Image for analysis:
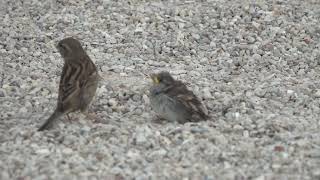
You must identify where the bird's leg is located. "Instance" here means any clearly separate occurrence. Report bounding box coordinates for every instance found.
[64,113,80,122]
[82,111,102,123]
[66,114,72,121]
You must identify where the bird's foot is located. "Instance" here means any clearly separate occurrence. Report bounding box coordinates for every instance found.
[83,112,103,123]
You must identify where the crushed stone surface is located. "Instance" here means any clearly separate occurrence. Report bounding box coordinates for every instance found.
[1,0,320,179]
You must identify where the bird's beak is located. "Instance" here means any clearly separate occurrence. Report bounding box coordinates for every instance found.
[150,74,160,84]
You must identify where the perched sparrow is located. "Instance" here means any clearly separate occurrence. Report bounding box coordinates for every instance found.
[38,37,100,131]
[149,71,209,123]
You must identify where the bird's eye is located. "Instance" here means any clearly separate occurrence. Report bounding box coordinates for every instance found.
[59,43,66,50]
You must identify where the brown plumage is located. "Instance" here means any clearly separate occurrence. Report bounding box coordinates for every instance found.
[38,37,100,131]
[149,71,209,123]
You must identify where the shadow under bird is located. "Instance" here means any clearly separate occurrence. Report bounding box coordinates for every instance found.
[38,37,100,131]
[149,71,209,123]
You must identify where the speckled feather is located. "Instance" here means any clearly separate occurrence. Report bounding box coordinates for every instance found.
[38,38,99,131]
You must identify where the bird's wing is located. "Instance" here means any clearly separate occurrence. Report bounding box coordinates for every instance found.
[165,81,208,119]
[83,55,98,83]
[58,56,98,102]
[78,56,100,111]
[58,61,82,105]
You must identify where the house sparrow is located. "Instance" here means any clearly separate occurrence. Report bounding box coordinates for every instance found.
[38,37,100,131]
[149,71,209,123]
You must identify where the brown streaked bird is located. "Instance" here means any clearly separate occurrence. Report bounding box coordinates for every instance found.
[38,37,100,131]
[149,71,209,123]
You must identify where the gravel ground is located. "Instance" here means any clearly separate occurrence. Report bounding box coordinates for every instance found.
[1,0,320,179]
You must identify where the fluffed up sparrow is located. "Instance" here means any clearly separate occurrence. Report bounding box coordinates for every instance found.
[38,37,100,131]
[149,71,209,123]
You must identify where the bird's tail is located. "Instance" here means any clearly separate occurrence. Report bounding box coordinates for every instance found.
[38,111,63,131]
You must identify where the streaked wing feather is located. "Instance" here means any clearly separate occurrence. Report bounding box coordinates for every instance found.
[58,58,87,105]
[78,56,99,111]
[165,81,208,119]
[59,81,79,102]
[79,56,98,87]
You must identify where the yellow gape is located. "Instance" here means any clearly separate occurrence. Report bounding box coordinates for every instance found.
[153,77,160,84]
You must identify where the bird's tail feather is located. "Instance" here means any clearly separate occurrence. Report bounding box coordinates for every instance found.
[38,111,63,131]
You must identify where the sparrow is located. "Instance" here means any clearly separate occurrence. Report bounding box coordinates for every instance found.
[149,71,209,123]
[38,37,100,131]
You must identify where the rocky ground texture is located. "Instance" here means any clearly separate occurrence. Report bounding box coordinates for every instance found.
[1,0,320,179]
